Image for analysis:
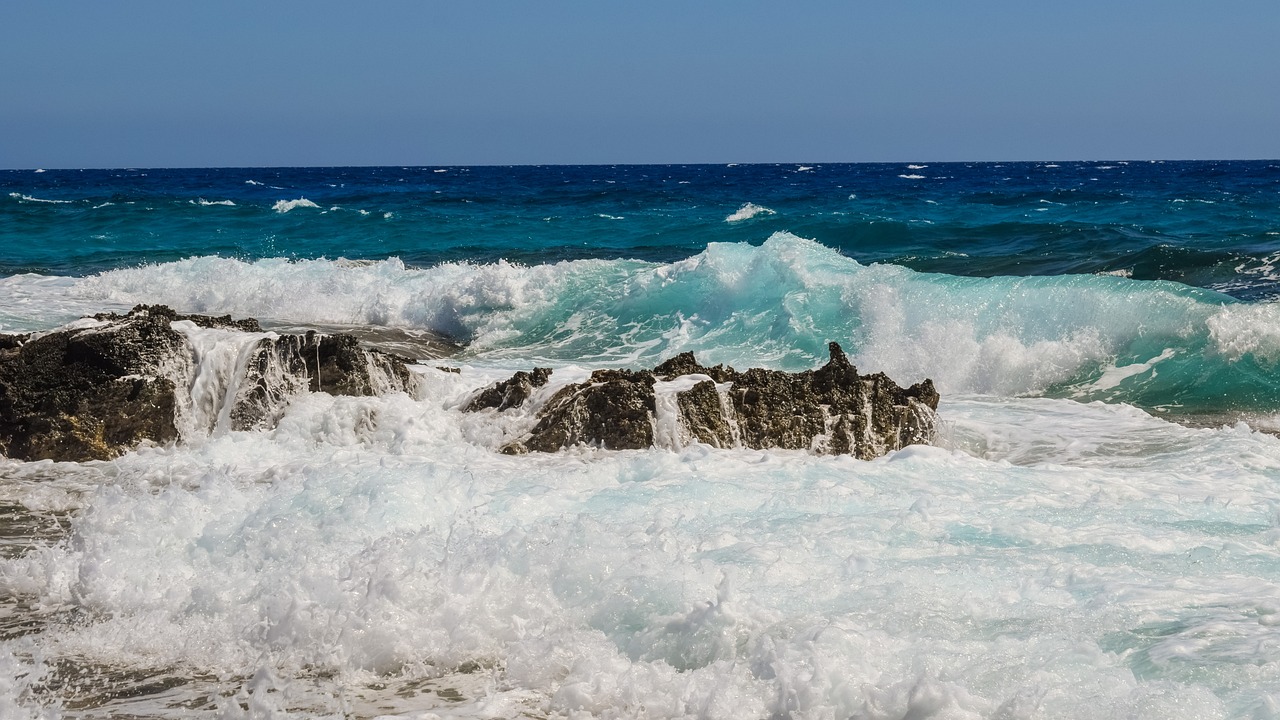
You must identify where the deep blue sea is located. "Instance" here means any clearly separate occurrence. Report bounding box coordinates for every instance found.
[4,162,1280,718]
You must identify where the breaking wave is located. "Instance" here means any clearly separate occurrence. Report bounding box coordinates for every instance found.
[34,233,1277,416]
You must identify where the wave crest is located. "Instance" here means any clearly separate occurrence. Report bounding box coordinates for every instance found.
[272,198,320,213]
[724,203,775,223]
[48,233,1280,412]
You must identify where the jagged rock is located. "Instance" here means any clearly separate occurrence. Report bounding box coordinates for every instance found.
[504,369,657,454]
[227,331,417,431]
[463,367,551,412]
[0,305,422,461]
[0,308,187,461]
[94,304,263,333]
[675,380,735,448]
[478,343,940,458]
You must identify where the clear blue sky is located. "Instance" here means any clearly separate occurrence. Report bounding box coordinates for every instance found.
[3,1,1277,168]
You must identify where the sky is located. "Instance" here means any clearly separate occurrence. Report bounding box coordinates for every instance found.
[2,1,1277,168]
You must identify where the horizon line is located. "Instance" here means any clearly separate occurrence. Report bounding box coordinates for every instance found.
[5,158,1279,172]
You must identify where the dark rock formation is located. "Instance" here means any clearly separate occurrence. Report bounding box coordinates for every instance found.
[226,331,419,432]
[505,369,658,454]
[0,307,188,462]
[476,343,939,459]
[462,367,551,412]
[0,305,421,461]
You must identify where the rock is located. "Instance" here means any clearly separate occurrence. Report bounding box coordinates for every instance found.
[0,307,187,462]
[675,380,735,448]
[462,367,551,412]
[227,331,419,431]
[504,369,657,454]
[0,305,422,461]
[476,343,940,458]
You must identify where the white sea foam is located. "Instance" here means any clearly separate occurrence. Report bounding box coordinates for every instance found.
[245,180,264,186]
[272,198,320,213]
[33,169,45,173]
[4,375,1280,717]
[597,213,625,220]
[191,199,235,207]
[724,203,775,223]
[907,164,928,169]
[7,193,72,204]
[898,174,927,180]
[1078,347,1178,393]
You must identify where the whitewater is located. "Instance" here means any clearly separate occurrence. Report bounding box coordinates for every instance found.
[3,162,1280,719]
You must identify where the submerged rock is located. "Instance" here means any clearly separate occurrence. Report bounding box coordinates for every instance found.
[0,305,422,461]
[471,343,939,459]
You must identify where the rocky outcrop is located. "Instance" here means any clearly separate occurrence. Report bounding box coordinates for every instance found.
[0,305,422,462]
[468,343,939,459]
[462,367,551,412]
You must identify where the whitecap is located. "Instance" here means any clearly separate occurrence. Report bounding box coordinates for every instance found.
[191,199,236,207]
[8,192,73,204]
[898,174,927,180]
[597,214,625,220]
[724,202,776,223]
[907,164,928,170]
[272,198,321,213]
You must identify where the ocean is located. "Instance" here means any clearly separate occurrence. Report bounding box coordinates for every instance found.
[2,161,1280,718]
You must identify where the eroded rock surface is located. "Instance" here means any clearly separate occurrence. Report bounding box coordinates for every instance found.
[468,342,939,459]
[0,305,422,461]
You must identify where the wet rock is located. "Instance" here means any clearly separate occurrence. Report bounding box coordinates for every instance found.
[0,307,187,461]
[675,380,735,448]
[0,305,422,461]
[463,367,551,412]
[479,342,940,459]
[227,331,418,431]
[504,369,657,454]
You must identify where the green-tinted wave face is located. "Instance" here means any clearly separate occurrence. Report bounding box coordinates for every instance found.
[50,231,1280,418]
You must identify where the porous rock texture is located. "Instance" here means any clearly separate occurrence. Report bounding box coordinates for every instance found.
[0,305,419,462]
[468,342,939,459]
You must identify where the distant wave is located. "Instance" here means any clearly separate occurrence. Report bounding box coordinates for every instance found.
[8,192,73,204]
[724,202,775,223]
[898,174,927,180]
[907,164,928,170]
[272,198,320,213]
[192,199,236,207]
